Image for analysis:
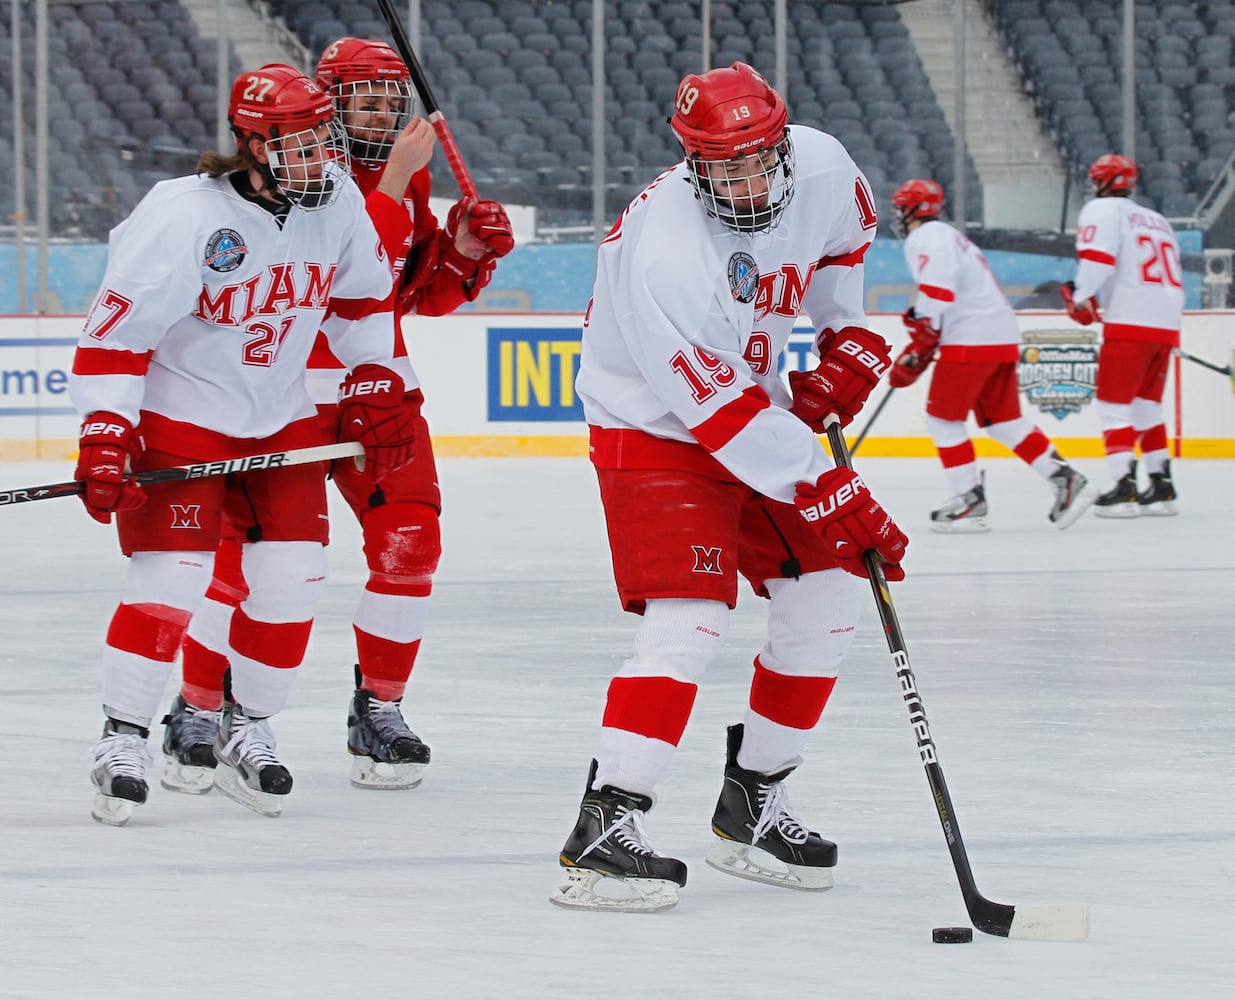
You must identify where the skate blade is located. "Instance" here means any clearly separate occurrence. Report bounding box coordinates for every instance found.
[1052,483,1100,529]
[212,765,284,817]
[161,758,215,795]
[705,837,834,892]
[930,517,989,534]
[1139,501,1178,517]
[91,792,138,827]
[349,755,424,790]
[1093,502,1140,519]
[549,865,680,913]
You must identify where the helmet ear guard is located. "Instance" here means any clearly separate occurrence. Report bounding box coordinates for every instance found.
[669,62,795,234]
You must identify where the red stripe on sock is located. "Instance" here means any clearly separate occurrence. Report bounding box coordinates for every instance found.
[602,675,698,746]
[1138,424,1167,453]
[355,626,419,700]
[1103,426,1136,454]
[1012,429,1050,464]
[105,602,191,662]
[181,636,229,709]
[936,440,976,468]
[749,657,837,730]
[229,610,311,669]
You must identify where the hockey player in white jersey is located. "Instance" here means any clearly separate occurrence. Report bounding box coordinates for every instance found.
[73,64,415,825]
[889,178,1097,532]
[1062,154,1184,516]
[551,63,907,913]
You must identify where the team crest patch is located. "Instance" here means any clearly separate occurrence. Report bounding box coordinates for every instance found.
[204,228,247,272]
[727,252,759,303]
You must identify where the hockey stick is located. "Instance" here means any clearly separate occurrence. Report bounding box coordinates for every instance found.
[850,386,894,457]
[374,0,479,201]
[0,441,363,508]
[1174,348,1235,392]
[822,413,1090,942]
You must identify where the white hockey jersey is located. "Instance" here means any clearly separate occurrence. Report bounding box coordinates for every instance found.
[903,219,1019,361]
[1072,196,1182,344]
[576,125,877,504]
[71,173,405,457]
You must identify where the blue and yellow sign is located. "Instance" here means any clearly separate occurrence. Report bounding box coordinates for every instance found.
[488,327,584,421]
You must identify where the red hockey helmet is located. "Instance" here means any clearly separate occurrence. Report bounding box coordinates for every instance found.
[669,62,794,233]
[891,178,945,234]
[316,37,415,167]
[1088,153,1137,197]
[227,64,349,210]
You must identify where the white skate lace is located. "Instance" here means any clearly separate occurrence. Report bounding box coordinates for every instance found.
[753,781,809,845]
[366,697,415,741]
[93,731,154,778]
[177,703,221,746]
[222,713,280,768]
[582,805,658,858]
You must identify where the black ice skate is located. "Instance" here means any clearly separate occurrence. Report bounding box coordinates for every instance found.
[1047,463,1099,529]
[551,760,688,913]
[212,703,292,817]
[706,724,837,891]
[160,694,220,794]
[930,474,989,534]
[1137,462,1178,516]
[1093,463,1140,518]
[347,684,430,790]
[90,718,153,827]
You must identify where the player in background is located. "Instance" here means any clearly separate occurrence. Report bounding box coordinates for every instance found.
[1061,154,1183,516]
[888,179,1097,533]
[551,63,906,913]
[160,38,515,796]
[74,64,415,825]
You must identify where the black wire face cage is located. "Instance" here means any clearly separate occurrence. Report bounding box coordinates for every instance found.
[334,78,415,167]
[265,118,351,210]
[686,132,795,235]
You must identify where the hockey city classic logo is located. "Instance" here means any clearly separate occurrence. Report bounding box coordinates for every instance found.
[1018,330,1098,420]
[204,228,248,273]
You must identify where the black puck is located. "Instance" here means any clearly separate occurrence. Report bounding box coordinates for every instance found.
[932,926,973,943]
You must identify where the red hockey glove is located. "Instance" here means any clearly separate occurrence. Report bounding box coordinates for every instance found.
[446,197,515,259]
[75,412,146,524]
[794,467,908,581]
[1060,281,1100,325]
[338,365,419,482]
[888,308,941,388]
[788,326,892,430]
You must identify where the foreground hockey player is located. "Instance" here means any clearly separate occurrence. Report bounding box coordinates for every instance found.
[888,179,1097,532]
[74,64,415,824]
[550,63,907,912]
[162,38,515,795]
[1061,154,1183,516]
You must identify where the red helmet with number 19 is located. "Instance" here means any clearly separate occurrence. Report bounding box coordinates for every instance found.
[669,62,794,234]
[228,64,349,210]
[891,178,944,236]
[316,37,415,167]
[1088,154,1137,197]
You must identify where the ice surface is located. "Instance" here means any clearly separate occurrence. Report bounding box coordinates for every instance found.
[1,456,1232,998]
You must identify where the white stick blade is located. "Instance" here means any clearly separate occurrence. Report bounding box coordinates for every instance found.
[1009,903,1090,941]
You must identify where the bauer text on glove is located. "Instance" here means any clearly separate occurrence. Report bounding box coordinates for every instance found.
[75,412,146,524]
[794,467,908,580]
[338,365,419,482]
[788,326,891,430]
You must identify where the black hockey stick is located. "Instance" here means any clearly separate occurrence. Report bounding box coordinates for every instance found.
[850,386,894,457]
[0,441,363,508]
[1174,348,1231,377]
[373,0,479,201]
[823,414,1090,941]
